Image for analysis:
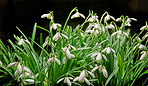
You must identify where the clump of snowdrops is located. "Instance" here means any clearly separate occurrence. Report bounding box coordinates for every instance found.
[0,7,147,86]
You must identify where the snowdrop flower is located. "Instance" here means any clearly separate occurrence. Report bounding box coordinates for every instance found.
[111,30,128,39]
[140,25,148,31]
[57,77,73,86]
[140,51,148,60]
[116,18,122,22]
[104,15,115,22]
[102,47,116,54]
[71,12,85,19]
[91,52,107,62]
[133,43,147,50]
[50,23,62,31]
[88,15,99,22]
[47,56,61,65]
[53,32,68,41]
[73,69,95,85]
[105,24,115,29]
[24,79,35,83]
[125,18,137,27]
[41,13,53,21]
[18,39,30,45]
[91,65,108,78]
[86,29,99,37]
[7,62,17,68]
[23,67,31,74]
[68,44,76,50]
[62,47,75,59]
[17,63,22,74]
[0,61,2,67]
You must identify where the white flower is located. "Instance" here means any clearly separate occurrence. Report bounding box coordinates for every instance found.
[91,65,108,78]
[133,43,147,50]
[17,63,22,74]
[7,62,17,68]
[91,52,107,62]
[116,18,122,22]
[18,39,30,45]
[71,12,85,19]
[47,56,61,65]
[125,18,137,27]
[104,15,115,22]
[62,47,75,59]
[41,13,53,20]
[14,70,18,76]
[140,51,148,60]
[73,69,95,82]
[105,24,115,29]
[50,23,62,31]
[111,30,128,39]
[88,15,99,22]
[0,61,2,67]
[57,77,73,86]
[23,67,31,74]
[53,32,68,41]
[68,44,76,50]
[140,25,148,31]
[24,79,35,83]
[102,47,116,54]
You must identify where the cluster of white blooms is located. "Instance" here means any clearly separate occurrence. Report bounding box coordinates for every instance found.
[7,62,34,85]
[111,30,128,39]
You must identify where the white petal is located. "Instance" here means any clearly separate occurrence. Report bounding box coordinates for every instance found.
[24,40,30,44]
[0,61,2,67]
[62,47,67,53]
[116,18,122,22]
[106,47,111,54]
[25,79,35,83]
[70,45,76,50]
[66,49,72,59]
[47,58,53,63]
[17,63,22,74]
[79,70,85,82]
[130,18,137,21]
[96,53,102,61]
[73,77,79,82]
[102,67,108,78]
[70,54,75,58]
[68,77,73,80]
[23,67,31,74]
[140,51,146,60]
[111,48,116,53]
[57,78,64,83]
[91,66,99,72]
[111,32,118,36]
[14,70,18,76]
[84,78,90,85]
[71,12,79,19]
[53,32,60,41]
[55,57,61,65]
[66,77,72,86]
[87,71,95,78]
[18,39,24,45]
[7,62,16,68]
[63,57,66,64]
[80,13,85,19]
[61,33,68,39]
[91,53,98,59]
[123,31,128,37]
[102,54,107,61]
[41,13,52,19]
[140,26,146,30]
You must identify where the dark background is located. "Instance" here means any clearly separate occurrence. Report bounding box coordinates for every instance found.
[1,0,148,42]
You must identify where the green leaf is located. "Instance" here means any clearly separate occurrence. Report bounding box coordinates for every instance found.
[105,67,119,86]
